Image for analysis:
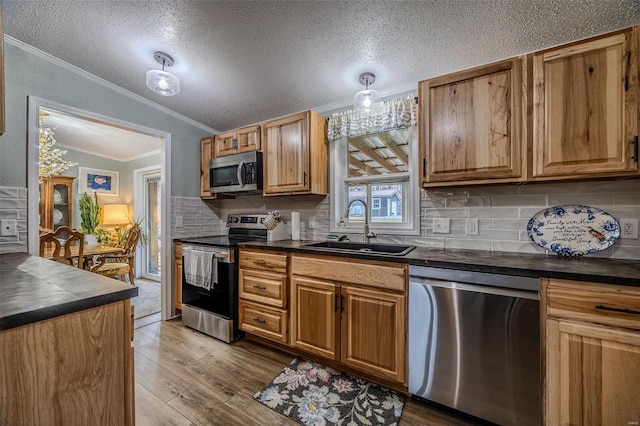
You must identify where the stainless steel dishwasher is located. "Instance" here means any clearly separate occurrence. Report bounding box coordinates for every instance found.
[409,266,541,426]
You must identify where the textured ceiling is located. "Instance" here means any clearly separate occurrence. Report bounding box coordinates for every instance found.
[41,108,162,162]
[4,1,640,132]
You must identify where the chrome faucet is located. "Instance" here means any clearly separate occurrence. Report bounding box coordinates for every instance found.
[345,199,377,243]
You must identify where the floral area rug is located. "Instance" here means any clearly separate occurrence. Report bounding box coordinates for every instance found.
[254,357,405,426]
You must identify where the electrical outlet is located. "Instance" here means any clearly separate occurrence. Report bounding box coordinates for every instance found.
[176,215,183,228]
[467,218,479,236]
[0,220,17,236]
[621,218,638,239]
[433,218,450,234]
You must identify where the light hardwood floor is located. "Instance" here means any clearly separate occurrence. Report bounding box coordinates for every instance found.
[133,317,477,426]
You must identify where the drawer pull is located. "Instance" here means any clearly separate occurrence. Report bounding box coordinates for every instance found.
[253,317,266,324]
[595,305,640,316]
[253,285,266,290]
[254,260,267,266]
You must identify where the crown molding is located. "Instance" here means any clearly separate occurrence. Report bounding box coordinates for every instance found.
[5,35,217,134]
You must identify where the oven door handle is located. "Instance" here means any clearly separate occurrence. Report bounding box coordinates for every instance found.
[237,160,245,188]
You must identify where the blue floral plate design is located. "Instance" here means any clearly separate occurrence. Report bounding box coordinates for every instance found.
[527,205,620,256]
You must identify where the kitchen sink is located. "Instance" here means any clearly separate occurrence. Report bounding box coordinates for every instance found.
[302,241,416,256]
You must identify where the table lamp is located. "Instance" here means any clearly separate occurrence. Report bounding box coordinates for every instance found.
[101,204,130,244]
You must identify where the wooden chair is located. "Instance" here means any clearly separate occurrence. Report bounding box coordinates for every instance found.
[39,226,85,268]
[91,224,141,285]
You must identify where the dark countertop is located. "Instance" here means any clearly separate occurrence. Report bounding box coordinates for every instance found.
[238,240,640,287]
[0,253,138,331]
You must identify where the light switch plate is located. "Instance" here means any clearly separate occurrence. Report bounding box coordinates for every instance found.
[176,215,184,228]
[0,220,17,236]
[433,218,450,234]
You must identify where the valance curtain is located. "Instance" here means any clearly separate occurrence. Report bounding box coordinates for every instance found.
[327,94,417,142]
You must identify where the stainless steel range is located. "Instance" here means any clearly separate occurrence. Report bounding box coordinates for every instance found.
[180,214,288,343]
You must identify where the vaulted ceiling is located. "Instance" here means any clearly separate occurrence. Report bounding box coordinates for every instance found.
[4,1,639,133]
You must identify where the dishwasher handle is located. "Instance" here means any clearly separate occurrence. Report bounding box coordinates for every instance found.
[409,275,540,301]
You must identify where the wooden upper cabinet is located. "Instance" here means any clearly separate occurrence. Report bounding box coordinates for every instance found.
[533,27,639,179]
[214,125,261,157]
[263,110,327,196]
[200,136,215,198]
[419,57,528,186]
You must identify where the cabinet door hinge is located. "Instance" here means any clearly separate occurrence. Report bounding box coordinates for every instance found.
[633,136,638,162]
[422,158,427,177]
[340,294,345,314]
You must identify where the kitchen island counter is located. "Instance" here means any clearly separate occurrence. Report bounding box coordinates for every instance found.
[0,252,137,330]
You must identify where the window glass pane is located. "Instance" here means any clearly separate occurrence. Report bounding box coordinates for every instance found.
[347,183,366,223]
[347,129,410,177]
[371,183,404,223]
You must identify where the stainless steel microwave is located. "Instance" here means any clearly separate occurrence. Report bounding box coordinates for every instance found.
[209,151,263,194]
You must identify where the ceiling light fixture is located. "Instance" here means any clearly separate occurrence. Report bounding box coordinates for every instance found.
[353,72,380,110]
[146,51,180,96]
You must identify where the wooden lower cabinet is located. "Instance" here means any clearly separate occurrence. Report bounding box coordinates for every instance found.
[174,242,182,310]
[290,254,407,385]
[239,299,288,343]
[290,276,340,360]
[341,286,405,383]
[0,300,134,425]
[238,249,289,344]
[544,279,640,426]
[546,319,640,426]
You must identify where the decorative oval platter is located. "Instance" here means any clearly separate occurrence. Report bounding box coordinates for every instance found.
[526,205,620,256]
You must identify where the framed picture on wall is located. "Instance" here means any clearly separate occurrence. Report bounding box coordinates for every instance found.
[78,167,119,195]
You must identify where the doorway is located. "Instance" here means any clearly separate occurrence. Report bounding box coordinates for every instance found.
[27,97,173,320]
[134,166,162,281]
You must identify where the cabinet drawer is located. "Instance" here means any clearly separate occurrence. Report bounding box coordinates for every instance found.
[239,300,288,344]
[547,279,640,330]
[239,250,288,273]
[291,254,406,292]
[239,269,287,307]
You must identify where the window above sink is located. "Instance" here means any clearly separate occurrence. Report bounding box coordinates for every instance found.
[328,95,420,236]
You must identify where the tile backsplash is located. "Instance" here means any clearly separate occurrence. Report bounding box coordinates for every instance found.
[175,179,640,260]
[0,186,28,253]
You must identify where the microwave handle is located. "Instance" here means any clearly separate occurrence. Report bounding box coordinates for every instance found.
[237,160,245,188]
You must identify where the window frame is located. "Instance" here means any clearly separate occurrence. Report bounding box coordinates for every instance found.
[329,126,420,236]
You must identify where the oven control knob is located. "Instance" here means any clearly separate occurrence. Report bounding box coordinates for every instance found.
[228,216,239,223]
[259,218,265,223]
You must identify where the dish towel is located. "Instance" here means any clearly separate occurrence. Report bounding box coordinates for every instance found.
[183,248,216,290]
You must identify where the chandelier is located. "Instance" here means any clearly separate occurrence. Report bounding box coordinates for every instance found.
[38,111,77,181]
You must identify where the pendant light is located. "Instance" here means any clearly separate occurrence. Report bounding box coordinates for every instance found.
[353,72,380,109]
[146,51,180,96]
